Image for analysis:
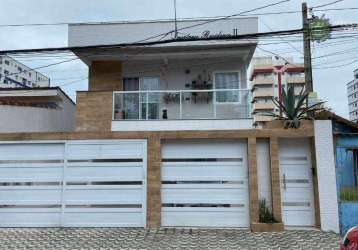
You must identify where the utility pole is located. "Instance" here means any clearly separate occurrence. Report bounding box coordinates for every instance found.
[174,0,178,38]
[302,2,313,94]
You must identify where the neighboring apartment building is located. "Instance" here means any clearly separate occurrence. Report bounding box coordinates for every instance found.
[250,56,305,126]
[347,68,358,122]
[0,18,340,234]
[0,87,75,132]
[0,55,50,88]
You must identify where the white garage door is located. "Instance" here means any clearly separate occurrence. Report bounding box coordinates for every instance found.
[279,138,315,227]
[0,140,147,227]
[161,139,249,228]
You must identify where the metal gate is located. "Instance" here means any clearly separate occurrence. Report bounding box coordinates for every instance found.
[0,140,147,227]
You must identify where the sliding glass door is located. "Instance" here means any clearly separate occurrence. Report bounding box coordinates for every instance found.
[123,77,160,120]
[140,77,160,120]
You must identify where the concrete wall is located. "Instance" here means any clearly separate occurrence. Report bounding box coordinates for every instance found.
[0,97,75,133]
[257,139,272,207]
[314,120,339,233]
[340,202,358,234]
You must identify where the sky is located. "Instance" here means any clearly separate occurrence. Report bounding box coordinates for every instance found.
[0,0,357,118]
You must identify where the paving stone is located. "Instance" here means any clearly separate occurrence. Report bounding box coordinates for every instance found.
[0,228,339,249]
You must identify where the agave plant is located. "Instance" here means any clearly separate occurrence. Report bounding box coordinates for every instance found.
[262,85,324,129]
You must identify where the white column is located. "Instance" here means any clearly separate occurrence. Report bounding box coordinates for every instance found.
[314,120,339,233]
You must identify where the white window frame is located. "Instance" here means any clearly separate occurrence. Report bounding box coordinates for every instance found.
[139,76,160,120]
[213,70,241,105]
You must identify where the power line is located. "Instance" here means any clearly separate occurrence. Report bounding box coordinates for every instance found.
[2,23,357,56]
[259,18,303,55]
[311,0,344,9]
[0,0,290,29]
[0,0,294,79]
[313,59,358,69]
[1,7,358,28]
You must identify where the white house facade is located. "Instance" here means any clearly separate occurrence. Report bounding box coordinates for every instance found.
[0,18,339,233]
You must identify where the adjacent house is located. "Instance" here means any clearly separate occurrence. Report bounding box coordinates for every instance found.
[316,111,358,234]
[0,87,75,132]
[0,18,339,233]
[0,55,50,88]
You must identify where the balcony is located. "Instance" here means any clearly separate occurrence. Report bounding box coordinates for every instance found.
[253,88,274,99]
[254,114,273,123]
[252,77,274,88]
[253,102,275,111]
[286,76,305,84]
[112,89,252,131]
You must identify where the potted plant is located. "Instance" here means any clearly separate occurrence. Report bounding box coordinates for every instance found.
[261,86,324,129]
[251,199,284,232]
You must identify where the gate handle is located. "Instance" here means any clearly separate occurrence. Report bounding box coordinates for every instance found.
[283,174,287,190]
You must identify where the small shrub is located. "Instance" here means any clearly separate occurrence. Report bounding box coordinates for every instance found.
[259,199,278,224]
[340,187,358,201]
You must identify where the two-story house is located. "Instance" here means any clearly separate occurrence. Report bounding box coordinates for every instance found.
[0,18,339,233]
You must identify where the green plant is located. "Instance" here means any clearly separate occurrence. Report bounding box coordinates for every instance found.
[340,187,358,201]
[259,199,277,224]
[262,86,324,129]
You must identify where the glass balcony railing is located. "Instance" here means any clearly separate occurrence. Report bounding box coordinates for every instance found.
[113,89,251,120]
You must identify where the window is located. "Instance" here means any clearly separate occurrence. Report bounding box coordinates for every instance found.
[4,70,9,75]
[18,67,22,72]
[4,79,8,84]
[288,72,305,77]
[4,60,9,65]
[122,77,160,120]
[214,72,240,103]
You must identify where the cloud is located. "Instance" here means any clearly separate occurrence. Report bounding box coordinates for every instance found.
[0,0,357,117]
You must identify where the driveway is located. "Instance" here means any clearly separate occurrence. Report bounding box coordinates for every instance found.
[0,228,339,249]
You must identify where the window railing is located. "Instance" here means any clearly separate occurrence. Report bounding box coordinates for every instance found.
[113,89,251,120]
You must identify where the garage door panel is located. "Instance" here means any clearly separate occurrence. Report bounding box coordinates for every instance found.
[64,185,143,205]
[63,140,147,227]
[0,165,63,182]
[65,165,143,182]
[0,208,61,227]
[63,208,143,227]
[0,144,64,161]
[162,207,249,227]
[162,139,246,159]
[161,140,249,228]
[162,164,246,182]
[67,141,144,160]
[0,140,147,228]
[0,186,62,205]
[162,184,248,204]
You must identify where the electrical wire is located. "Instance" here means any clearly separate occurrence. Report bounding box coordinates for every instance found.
[311,0,344,9]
